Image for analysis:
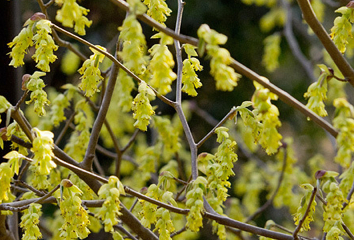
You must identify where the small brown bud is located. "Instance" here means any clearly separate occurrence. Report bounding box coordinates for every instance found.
[30,12,46,21]
[315,170,326,179]
[61,179,74,188]
[0,127,7,141]
[22,74,31,91]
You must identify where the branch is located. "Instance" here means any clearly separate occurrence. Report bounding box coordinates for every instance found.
[282,0,316,82]
[196,107,236,148]
[51,24,174,107]
[229,59,338,138]
[296,0,354,85]
[174,0,185,104]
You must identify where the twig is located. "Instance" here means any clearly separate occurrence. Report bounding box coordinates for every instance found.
[342,178,354,210]
[282,0,316,82]
[229,59,338,138]
[81,49,120,170]
[296,0,354,85]
[293,187,317,239]
[51,24,174,107]
[121,129,139,152]
[93,154,105,177]
[174,0,184,104]
[196,107,236,148]
[342,222,354,240]
[14,91,28,112]
[170,226,187,238]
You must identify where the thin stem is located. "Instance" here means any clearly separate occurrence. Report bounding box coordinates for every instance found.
[174,0,184,104]
[343,178,354,210]
[121,129,139,152]
[282,0,316,82]
[293,187,317,239]
[174,104,198,179]
[52,24,174,107]
[14,91,28,112]
[230,59,338,137]
[296,0,354,85]
[109,0,198,46]
[93,154,105,177]
[342,222,354,240]
[197,107,236,148]
[81,52,120,170]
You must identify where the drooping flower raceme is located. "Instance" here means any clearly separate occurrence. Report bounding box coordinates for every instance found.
[59,179,90,239]
[182,44,203,96]
[119,13,148,75]
[143,0,172,26]
[96,176,125,233]
[55,0,92,36]
[330,6,354,54]
[333,98,354,168]
[304,64,332,118]
[20,203,42,240]
[186,176,207,232]
[262,33,281,72]
[31,127,56,175]
[132,81,155,131]
[293,184,317,232]
[78,46,106,97]
[25,71,50,116]
[32,19,58,72]
[148,33,177,95]
[252,79,282,155]
[197,24,241,91]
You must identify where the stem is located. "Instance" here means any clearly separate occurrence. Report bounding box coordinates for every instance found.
[174,0,184,104]
[54,111,75,146]
[293,187,317,239]
[197,107,236,148]
[81,56,120,170]
[342,223,354,240]
[52,24,174,107]
[174,104,198,179]
[282,0,316,82]
[230,59,338,137]
[296,0,354,85]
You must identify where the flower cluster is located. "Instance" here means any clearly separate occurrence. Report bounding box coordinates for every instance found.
[8,20,35,67]
[31,127,56,175]
[332,98,354,168]
[259,7,286,32]
[132,81,155,131]
[197,24,241,91]
[48,93,70,126]
[318,171,346,240]
[96,176,125,232]
[6,121,30,155]
[262,33,281,72]
[32,19,58,72]
[55,0,92,35]
[25,71,50,116]
[154,192,176,240]
[116,69,135,112]
[182,44,203,96]
[20,203,42,240]
[186,176,207,232]
[64,100,93,161]
[293,184,317,232]
[143,0,172,26]
[139,184,161,228]
[0,96,11,129]
[330,6,354,53]
[0,151,24,205]
[304,64,332,117]
[148,33,176,95]
[78,46,106,97]
[119,8,148,75]
[152,115,180,160]
[59,179,90,239]
[252,80,282,155]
